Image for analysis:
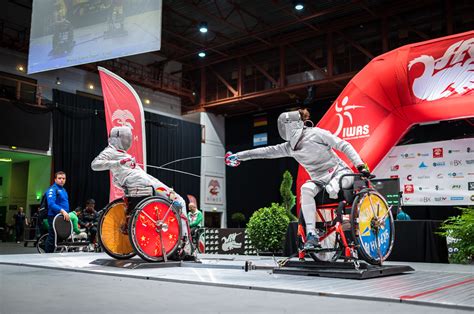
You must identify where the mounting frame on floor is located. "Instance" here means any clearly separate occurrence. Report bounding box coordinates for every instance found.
[273,260,414,279]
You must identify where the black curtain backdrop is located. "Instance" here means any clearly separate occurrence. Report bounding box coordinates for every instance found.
[52,90,201,211]
[0,99,51,151]
[225,100,333,227]
[52,90,110,211]
[144,112,201,202]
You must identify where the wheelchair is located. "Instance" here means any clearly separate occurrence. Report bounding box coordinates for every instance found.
[97,187,193,262]
[36,214,91,254]
[298,173,395,265]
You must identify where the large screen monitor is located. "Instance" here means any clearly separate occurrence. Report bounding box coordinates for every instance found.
[28,0,162,74]
[372,178,401,217]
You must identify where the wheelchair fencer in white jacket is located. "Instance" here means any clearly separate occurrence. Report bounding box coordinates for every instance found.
[225,109,370,250]
[91,126,189,246]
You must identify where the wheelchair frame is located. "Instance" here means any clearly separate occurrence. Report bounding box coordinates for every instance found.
[298,174,395,266]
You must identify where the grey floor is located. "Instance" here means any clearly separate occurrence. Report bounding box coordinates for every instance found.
[1,264,470,314]
[0,242,473,314]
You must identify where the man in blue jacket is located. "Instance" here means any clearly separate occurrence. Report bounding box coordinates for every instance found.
[45,171,70,253]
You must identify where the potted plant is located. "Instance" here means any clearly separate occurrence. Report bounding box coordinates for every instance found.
[246,203,290,255]
[280,170,297,221]
[438,207,473,264]
[231,212,246,228]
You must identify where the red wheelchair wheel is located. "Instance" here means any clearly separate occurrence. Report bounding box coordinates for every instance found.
[129,196,182,262]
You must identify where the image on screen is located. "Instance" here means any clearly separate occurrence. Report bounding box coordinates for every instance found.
[372,178,401,217]
[28,0,162,74]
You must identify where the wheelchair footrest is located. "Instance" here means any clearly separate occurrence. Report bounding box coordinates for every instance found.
[273,260,414,280]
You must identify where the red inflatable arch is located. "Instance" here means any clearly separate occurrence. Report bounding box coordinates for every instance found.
[296,30,474,212]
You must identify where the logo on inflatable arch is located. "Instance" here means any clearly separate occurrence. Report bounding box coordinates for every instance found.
[333,96,370,140]
[111,109,139,142]
[408,37,474,101]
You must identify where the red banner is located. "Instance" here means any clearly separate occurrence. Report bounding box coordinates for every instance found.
[98,67,147,202]
[297,31,474,213]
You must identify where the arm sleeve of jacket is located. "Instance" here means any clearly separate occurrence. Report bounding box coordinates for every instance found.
[236,142,291,161]
[47,187,62,215]
[70,214,81,234]
[91,147,120,171]
[318,128,363,166]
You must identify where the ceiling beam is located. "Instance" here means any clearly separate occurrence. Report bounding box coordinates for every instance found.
[184,0,272,46]
[174,1,358,62]
[209,67,238,96]
[177,0,432,72]
[200,72,355,110]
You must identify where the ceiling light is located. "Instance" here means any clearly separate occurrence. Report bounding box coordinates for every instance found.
[56,77,61,85]
[198,51,206,58]
[199,21,208,33]
[10,146,17,150]
[144,99,151,105]
[88,83,94,90]
[293,1,304,10]
[17,65,25,72]
[0,158,12,162]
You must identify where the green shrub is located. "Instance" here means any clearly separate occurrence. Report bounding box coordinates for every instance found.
[438,207,474,264]
[246,203,290,252]
[231,212,246,228]
[280,170,297,221]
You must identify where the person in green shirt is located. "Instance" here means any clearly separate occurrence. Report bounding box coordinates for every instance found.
[187,203,203,229]
[187,203,203,247]
[70,207,88,241]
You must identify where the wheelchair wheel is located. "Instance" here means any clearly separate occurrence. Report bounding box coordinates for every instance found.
[36,234,47,254]
[98,199,136,260]
[351,190,395,265]
[129,196,182,262]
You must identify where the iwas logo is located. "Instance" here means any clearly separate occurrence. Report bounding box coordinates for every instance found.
[333,96,370,140]
[408,38,474,101]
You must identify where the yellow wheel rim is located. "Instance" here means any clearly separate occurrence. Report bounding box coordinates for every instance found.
[100,202,134,255]
[357,193,392,260]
